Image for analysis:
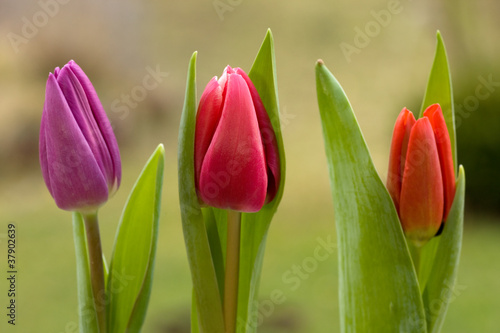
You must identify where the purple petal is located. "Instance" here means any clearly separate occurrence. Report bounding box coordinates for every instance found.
[61,61,121,193]
[42,73,109,211]
[39,100,52,195]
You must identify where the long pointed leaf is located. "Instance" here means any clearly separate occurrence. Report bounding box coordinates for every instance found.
[203,207,225,302]
[236,29,286,333]
[178,52,225,333]
[107,144,165,332]
[316,60,426,332]
[420,31,457,172]
[423,167,465,332]
[419,32,466,332]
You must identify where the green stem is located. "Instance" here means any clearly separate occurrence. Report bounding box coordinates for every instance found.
[224,211,241,333]
[408,240,423,279]
[83,213,107,333]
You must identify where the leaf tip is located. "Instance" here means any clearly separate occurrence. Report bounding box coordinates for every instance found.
[263,28,273,47]
[458,164,465,181]
[190,51,198,64]
[315,59,332,80]
[436,30,446,54]
[155,143,165,157]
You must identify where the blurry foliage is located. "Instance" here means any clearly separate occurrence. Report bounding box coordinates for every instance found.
[455,70,500,216]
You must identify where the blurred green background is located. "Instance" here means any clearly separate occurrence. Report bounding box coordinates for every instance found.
[1,0,499,332]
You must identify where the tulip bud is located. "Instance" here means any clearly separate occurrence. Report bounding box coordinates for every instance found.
[387,104,455,246]
[194,66,280,212]
[39,60,121,213]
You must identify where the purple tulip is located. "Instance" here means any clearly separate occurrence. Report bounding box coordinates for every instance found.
[39,60,121,213]
[194,66,280,212]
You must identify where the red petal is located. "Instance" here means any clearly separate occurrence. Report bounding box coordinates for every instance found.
[198,74,267,212]
[399,117,444,245]
[194,77,223,191]
[423,104,456,221]
[387,108,416,212]
[235,67,280,203]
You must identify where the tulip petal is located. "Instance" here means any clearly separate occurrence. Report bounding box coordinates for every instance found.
[39,101,52,195]
[60,61,121,193]
[70,61,121,192]
[400,117,443,245]
[423,103,456,221]
[217,65,234,91]
[387,108,416,211]
[235,67,280,203]
[42,73,108,211]
[194,77,223,190]
[199,74,267,212]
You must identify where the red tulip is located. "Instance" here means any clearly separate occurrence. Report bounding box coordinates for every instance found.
[387,104,455,245]
[194,66,280,212]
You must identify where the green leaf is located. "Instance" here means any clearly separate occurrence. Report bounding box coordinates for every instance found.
[202,207,225,302]
[422,168,465,332]
[418,33,456,290]
[190,290,200,332]
[178,52,225,333]
[417,34,465,332]
[107,144,165,333]
[316,60,426,332]
[72,212,99,333]
[416,232,441,292]
[420,31,457,172]
[236,29,286,333]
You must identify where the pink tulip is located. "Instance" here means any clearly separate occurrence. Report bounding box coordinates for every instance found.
[39,60,121,213]
[387,104,455,245]
[194,66,280,212]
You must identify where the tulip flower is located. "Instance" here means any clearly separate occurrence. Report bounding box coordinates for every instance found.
[194,66,280,213]
[39,60,121,213]
[387,104,455,245]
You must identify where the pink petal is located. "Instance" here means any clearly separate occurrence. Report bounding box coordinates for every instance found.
[234,67,280,203]
[194,77,224,190]
[198,74,267,212]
